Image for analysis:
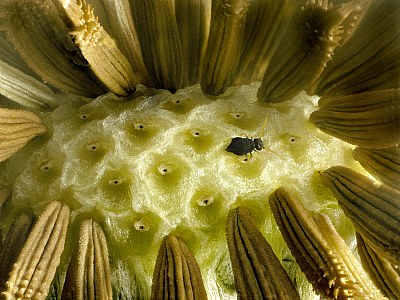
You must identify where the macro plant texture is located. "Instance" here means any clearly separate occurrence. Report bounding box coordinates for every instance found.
[0,0,399,299]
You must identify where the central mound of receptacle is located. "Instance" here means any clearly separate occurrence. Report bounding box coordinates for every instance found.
[4,84,355,298]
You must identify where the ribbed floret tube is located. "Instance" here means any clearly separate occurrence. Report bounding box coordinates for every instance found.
[269,187,385,299]
[257,0,364,103]
[1,201,70,300]
[321,166,400,264]
[62,219,112,300]
[0,0,105,97]
[150,235,207,300]
[200,0,249,96]
[311,0,400,96]
[131,0,184,92]
[311,89,400,148]
[226,206,300,300]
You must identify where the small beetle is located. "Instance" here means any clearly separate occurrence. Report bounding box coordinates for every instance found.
[225,137,264,156]
[225,115,273,157]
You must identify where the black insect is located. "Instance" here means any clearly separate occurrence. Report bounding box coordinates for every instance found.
[225,137,264,156]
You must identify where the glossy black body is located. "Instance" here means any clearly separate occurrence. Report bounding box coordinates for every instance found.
[225,137,264,156]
